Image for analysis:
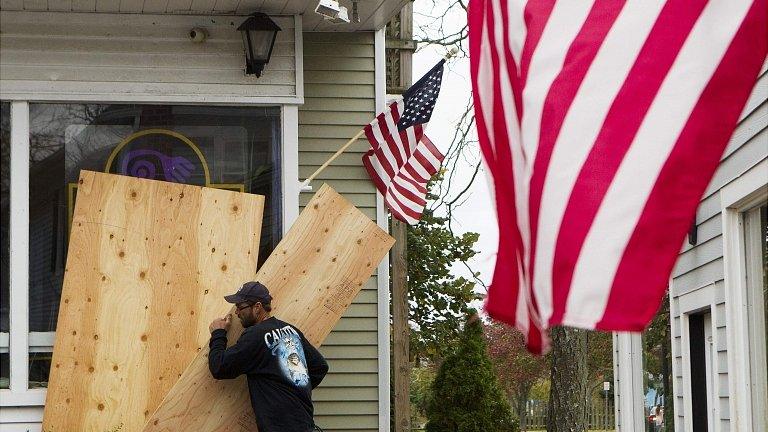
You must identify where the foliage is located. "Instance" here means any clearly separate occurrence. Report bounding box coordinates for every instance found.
[426,317,518,432]
[410,363,438,428]
[484,321,548,427]
[407,176,481,361]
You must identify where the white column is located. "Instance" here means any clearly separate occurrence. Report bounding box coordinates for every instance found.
[614,332,645,431]
[9,101,29,394]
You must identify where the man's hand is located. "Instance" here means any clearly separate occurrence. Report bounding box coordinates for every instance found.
[209,315,232,333]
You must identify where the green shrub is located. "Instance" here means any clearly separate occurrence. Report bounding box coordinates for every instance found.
[425,317,518,432]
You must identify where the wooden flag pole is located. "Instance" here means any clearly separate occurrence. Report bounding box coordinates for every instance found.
[300,128,366,189]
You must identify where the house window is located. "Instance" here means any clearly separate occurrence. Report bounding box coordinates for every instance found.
[12,103,282,389]
[0,101,9,389]
[743,202,768,426]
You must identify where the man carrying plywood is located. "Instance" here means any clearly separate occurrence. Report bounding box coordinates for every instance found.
[208,281,329,432]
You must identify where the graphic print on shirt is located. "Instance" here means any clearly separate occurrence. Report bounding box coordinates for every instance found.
[264,325,310,387]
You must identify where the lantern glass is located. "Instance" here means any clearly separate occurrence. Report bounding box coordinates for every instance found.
[238,13,281,76]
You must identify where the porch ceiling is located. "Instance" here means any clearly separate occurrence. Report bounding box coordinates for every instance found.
[0,0,408,31]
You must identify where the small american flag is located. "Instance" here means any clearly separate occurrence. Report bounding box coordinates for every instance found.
[469,0,767,354]
[362,60,446,224]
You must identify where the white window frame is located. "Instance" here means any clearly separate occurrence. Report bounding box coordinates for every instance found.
[721,158,768,432]
[0,99,301,414]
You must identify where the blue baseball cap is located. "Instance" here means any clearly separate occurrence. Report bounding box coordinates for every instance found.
[224,281,272,304]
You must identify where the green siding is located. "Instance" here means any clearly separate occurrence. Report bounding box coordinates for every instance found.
[300,31,381,431]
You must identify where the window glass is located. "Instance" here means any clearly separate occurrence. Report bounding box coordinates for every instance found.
[1,101,9,389]
[27,103,282,385]
[642,293,673,432]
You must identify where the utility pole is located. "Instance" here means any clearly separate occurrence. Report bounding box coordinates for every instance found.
[386,3,415,432]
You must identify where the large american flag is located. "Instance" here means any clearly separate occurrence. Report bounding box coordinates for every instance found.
[362,60,446,224]
[469,0,767,353]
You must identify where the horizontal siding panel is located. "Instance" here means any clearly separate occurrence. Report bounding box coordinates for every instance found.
[300,151,370,166]
[299,166,369,180]
[0,64,295,85]
[0,37,294,58]
[723,102,767,160]
[333,317,377,332]
[681,213,722,253]
[673,235,723,277]
[300,125,372,139]
[319,344,379,359]
[327,359,378,373]
[0,80,295,98]
[0,20,295,40]
[324,331,377,345]
[304,32,374,44]
[298,180,376,194]
[299,138,371,153]
[696,192,722,229]
[313,386,378,401]
[739,68,768,121]
[704,130,767,197]
[302,97,376,112]
[304,84,374,99]
[299,111,373,126]
[318,373,378,387]
[304,56,375,72]
[313,401,378,415]
[305,71,375,85]
[304,44,374,58]
[0,50,295,71]
[0,10,295,28]
[340,303,378,318]
[673,258,723,296]
[315,415,378,429]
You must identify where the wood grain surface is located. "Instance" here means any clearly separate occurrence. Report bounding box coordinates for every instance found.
[42,171,265,432]
[143,184,394,432]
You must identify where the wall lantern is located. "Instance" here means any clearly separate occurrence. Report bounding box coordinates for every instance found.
[237,13,281,77]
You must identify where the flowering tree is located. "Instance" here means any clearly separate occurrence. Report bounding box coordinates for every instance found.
[484,321,549,430]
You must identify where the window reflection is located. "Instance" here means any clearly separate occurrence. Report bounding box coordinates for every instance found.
[27,103,282,385]
[1,101,9,389]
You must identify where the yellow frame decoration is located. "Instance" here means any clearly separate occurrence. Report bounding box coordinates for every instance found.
[68,128,245,233]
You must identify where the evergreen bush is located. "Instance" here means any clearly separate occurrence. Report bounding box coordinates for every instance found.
[425,317,518,432]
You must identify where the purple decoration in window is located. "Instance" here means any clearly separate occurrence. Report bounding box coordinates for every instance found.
[119,149,195,183]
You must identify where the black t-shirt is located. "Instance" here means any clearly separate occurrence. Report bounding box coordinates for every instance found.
[208,317,329,432]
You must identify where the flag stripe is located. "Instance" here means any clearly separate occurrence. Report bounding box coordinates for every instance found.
[595,0,766,330]
[531,0,667,326]
[488,0,545,352]
[564,0,755,328]
[527,0,626,327]
[549,0,708,326]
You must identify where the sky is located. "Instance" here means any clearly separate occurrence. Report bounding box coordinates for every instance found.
[410,12,499,290]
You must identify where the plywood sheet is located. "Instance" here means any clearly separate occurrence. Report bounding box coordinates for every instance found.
[42,171,265,432]
[143,184,394,432]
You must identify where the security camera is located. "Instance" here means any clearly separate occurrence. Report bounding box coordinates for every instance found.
[315,0,350,23]
[315,0,341,19]
[189,27,208,43]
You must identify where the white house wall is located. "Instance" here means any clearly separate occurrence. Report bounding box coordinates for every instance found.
[0,11,300,103]
[668,66,768,432]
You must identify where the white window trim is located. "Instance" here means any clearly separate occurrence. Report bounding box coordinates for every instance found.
[0,101,301,414]
[374,27,391,432]
[721,158,768,432]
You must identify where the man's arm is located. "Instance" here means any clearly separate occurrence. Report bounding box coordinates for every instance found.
[301,335,329,389]
[208,318,260,380]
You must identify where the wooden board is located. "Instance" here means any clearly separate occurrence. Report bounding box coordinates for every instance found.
[42,171,265,432]
[143,184,394,432]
